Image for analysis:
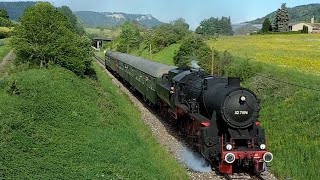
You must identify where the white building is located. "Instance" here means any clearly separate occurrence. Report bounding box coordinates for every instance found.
[289,16,320,33]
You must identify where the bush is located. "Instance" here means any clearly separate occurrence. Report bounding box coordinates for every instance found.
[0,29,11,39]
[173,35,211,68]
[301,25,309,34]
[11,2,95,77]
[215,50,233,76]
[225,58,261,81]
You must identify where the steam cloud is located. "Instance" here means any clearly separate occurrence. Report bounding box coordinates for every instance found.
[178,146,212,172]
[191,60,200,69]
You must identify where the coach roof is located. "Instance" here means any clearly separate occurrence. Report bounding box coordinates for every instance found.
[106,51,177,78]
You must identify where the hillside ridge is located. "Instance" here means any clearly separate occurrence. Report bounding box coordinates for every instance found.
[247,3,320,24]
[75,11,164,28]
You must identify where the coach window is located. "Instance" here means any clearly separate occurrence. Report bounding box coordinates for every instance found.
[135,69,138,80]
[128,66,131,76]
[153,78,156,91]
[139,72,143,83]
[145,76,149,87]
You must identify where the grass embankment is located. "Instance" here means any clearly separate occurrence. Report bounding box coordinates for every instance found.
[0,38,12,63]
[96,50,105,59]
[209,34,320,74]
[131,43,179,65]
[134,35,320,179]
[0,65,188,179]
[242,61,320,180]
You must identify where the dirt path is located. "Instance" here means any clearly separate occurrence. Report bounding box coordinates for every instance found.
[0,50,15,77]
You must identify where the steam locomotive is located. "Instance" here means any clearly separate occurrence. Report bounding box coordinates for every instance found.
[104,51,273,175]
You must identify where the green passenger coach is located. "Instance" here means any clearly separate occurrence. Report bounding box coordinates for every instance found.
[105,51,177,104]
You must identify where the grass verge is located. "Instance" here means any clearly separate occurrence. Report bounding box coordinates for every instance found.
[0,65,188,179]
[240,60,320,180]
[131,43,180,65]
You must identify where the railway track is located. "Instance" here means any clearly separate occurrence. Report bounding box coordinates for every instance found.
[224,173,265,180]
[94,54,104,65]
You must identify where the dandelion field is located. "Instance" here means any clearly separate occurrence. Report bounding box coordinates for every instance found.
[209,34,320,75]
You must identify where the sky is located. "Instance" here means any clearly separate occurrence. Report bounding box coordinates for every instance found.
[5,0,320,29]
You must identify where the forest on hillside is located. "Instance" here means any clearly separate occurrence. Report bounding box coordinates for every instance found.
[249,3,320,24]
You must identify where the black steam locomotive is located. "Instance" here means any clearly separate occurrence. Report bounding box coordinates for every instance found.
[105,51,273,175]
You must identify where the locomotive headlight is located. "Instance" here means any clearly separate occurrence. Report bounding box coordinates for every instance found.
[226,144,232,150]
[225,153,236,164]
[240,96,246,102]
[263,152,273,163]
[260,144,266,150]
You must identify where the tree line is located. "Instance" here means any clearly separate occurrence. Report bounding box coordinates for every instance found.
[114,16,240,77]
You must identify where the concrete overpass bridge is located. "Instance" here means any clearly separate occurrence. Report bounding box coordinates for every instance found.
[92,37,113,50]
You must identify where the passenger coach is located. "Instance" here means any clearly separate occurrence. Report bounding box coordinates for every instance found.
[105,51,176,104]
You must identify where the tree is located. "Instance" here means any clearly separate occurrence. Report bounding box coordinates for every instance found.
[195,17,233,36]
[11,2,94,77]
[58,6,85,35]
[145,19,190,53]
[0,9,12,27]
[261,18,272,33]
[0,9,9,19]
[171,18,189,38]
[117,21,143,53]
[173,35,212,69]
[220,16,233,35]
[195,17,220,36]
[302,25,309,34]
[273,3,289,32]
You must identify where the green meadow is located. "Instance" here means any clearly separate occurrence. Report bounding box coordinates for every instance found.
[0,64,188,179]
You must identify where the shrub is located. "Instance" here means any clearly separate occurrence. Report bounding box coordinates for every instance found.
[11,2,94,77]
[225,58,261,81]
[301,25,309,34]
[0,30,11,39]
[173,35,212,69]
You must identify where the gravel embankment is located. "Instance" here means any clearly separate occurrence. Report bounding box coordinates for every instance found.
[95,59,277,180]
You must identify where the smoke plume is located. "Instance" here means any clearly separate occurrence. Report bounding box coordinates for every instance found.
[191,60,200,69]
[178,146,212,172]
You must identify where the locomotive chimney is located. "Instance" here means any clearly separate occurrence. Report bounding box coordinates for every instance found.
[228,77,240,86]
